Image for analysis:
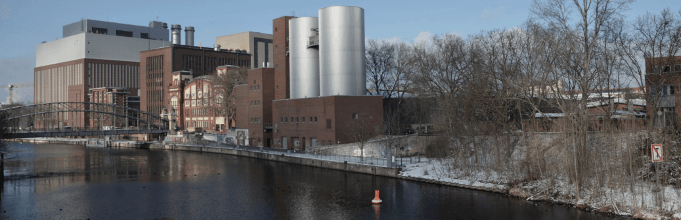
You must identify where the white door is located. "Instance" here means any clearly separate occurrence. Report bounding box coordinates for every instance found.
[283,137,288,149]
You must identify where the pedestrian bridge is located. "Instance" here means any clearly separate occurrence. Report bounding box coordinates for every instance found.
[0,102,169,139]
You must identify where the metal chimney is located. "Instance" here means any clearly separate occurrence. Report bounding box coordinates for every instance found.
[214,44,221,51]
[185,26,195,46]
[171,24,181,45]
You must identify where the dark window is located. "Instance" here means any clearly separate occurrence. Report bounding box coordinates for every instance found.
[302,117,305,123]
[326,119,332,129]
[141,33,149,39]
[285,117,288,123]
[116,30,133,37]
[315,117,318,122]
[352,113,358,120]
[280,117,283,123]
[663,65,671,73]
[676,65,681,72]
[296,117,299,123]
[92,27,108,34]
[290,117,294,123]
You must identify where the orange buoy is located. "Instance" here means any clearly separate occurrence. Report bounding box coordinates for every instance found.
[372,190,382,204]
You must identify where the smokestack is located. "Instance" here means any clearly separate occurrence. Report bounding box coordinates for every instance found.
[171,24,181,45]
[185,26,195,46]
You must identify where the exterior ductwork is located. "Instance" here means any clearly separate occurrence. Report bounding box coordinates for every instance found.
[289,17,320,99]
[171,24,182,45]
[318,6,365,96]
[185,26,195,46]
[214,44,221,51]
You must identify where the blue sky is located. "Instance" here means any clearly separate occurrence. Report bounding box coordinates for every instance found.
[0,0,679,104]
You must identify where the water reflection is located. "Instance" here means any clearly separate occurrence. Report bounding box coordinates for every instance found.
[1,143,628,220]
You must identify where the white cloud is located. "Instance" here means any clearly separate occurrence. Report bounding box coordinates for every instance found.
[478,6,506,23]
[414,31,433,45]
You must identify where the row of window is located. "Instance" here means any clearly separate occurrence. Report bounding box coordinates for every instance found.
[91,27,147,39]
[281,117,318,123]
[186,120,213,128]
[251,100,260,106]
[184,99,213,107]
[250,118,261,123]
[651,64,681,73]
[651,84,675,96]
[251,85,260,91]
[184,108,211,117]
[184,90,211,99]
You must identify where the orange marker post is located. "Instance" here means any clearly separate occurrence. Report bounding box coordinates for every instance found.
[372,190,382,204]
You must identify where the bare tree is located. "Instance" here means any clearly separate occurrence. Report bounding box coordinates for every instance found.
[531,0,633,200]
[344,113,381,162]
[211,66,248,129]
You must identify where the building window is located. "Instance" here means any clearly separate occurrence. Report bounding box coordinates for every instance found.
[141,33,149,39]
[276,85,279,90]
[285,117,288,123]
[302,117,305,123]
[352,113,358,120]
[675,65,681,72]
[328,140,332,145]
[663,65,671,73]
[309,117,312,122]
[280,117,283,123]
[116,30,133,37]
[92,27,107,34]
[275,45,278,50]
[314,117,318,123]
[290,117,294,123]
[296,117,299,123]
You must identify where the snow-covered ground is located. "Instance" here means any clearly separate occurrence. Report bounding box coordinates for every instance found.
[399,159,681,219]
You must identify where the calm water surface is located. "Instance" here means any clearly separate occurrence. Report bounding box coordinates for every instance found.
[0,143,628,220]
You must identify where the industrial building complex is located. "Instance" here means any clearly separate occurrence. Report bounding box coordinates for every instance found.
[32,6,383,149]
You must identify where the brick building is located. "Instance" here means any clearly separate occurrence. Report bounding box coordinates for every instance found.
[272,96,382,150]
[88,87,137,129]
[34,19,170,129]
[139,45,251,118]
[273,16,294,100]
[234,68,275,147]
[645,56,681,127]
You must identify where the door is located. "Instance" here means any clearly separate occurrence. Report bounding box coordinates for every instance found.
[283,137,288,149]
[311,138,317,148]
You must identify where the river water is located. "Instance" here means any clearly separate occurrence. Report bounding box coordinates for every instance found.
[0,143,627,220]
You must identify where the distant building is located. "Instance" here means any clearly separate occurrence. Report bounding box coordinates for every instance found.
[88,87,140,129]
[216,32,273,69]
[645,56,681,127]
[34,19,171,128]
[139,45,251,117]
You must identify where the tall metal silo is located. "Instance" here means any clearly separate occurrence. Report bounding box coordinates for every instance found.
[318,6,365,96]
[185,26,195,46]
[171,24,182,45]
[289,17,320,99]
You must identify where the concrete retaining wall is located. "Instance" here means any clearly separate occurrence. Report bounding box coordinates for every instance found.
[153,144,401,178]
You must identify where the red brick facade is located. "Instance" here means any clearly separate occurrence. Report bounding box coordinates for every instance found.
[272,96,383,150]
[140,46,251,118]
[273,16,293,100]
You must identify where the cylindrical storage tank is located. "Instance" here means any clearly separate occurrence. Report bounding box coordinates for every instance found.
[171,24,182,45]
[319,6,365,96]
[289,17,320,99]
[185,26,195,46]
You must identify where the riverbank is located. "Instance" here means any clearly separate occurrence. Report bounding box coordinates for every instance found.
[8,138,401,178]
[8,138,675,219]
[399,160,681,220]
